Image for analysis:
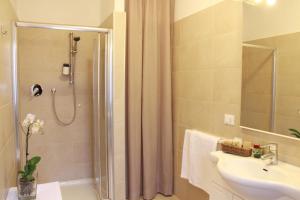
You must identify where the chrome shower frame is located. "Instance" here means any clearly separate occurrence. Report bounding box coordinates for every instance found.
[12,22,115,200]
[69,32,74,84]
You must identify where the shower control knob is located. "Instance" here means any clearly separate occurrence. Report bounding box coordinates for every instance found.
[31,84,43,97]
[51,88,56,94]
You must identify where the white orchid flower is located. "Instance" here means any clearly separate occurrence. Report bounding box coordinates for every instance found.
[26,113,36,123]
[31,125,40,134]
[22,118,30,128]
[36,119,44,127]
[32,120,44,135]
[32,120,44,134]
[22,113,44,135]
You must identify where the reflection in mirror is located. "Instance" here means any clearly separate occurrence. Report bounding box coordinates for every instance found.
[241,0,300,139]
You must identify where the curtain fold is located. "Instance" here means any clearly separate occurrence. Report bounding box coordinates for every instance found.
[126,0,173,199]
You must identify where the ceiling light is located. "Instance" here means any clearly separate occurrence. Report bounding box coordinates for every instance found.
[267,0,277,6]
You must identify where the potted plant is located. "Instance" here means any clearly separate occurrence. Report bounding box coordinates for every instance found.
[18,113,44,200]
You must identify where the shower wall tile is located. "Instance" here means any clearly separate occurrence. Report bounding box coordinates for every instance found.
[0,0,17,199]
[18,29,97,183]
[172,0,242,199]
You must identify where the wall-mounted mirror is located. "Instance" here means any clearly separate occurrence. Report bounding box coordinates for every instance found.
[241,0,300,139]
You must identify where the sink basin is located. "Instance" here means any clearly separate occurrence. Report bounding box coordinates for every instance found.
[211,151,300,200]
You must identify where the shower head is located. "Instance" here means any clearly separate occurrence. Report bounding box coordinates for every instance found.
[74,37,80,42]
[72,36,80,53]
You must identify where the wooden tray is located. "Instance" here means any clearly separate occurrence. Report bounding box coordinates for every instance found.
[221,144,252,157]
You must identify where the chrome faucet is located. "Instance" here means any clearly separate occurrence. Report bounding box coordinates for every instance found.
[261,143,278,165]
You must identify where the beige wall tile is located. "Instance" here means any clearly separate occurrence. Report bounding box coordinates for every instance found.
[179,8,214,45]
[173,70,214,100]
[172,1,243,199]
[213,31,242,68]
[212,102,241,138]
[214,0,242,34]
[213,68,242,104]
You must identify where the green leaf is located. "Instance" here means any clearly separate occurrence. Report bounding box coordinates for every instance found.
[291,133,300,138]
[289,129,300,138]
[289,128,300,134]
[27,164,36,176]
[20,156,41,180]
[29,156,41,165]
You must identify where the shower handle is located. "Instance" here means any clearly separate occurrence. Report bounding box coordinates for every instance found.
[51,88,56,94]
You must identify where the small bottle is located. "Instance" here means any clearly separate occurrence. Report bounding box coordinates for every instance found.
[252,144,262,158]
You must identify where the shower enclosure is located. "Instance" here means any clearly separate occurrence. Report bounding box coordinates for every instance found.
[12,22,114,200]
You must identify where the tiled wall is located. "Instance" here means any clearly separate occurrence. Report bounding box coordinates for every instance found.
[0,0,17,199]
[241,46,273,131]
[172,1,243,199]
[173,1,300,200]
[18,29,97,183]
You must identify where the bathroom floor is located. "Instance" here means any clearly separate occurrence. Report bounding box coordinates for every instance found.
[61,184,99,200]
[61,183,179,200]
[150,195,180,200]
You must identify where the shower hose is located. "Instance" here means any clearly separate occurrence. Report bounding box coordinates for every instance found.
[51,57,77,126]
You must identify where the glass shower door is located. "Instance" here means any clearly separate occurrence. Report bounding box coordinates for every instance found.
[93,33,110,200]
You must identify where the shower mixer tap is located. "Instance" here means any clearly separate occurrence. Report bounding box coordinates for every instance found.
[31,84,43,97]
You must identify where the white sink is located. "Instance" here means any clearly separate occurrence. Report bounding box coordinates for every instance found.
[211,151,300,200]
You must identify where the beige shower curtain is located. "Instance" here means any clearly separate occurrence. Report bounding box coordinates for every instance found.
[126,0,173,200]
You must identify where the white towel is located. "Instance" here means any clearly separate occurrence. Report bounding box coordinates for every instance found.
[181,129,220,195]
[6,182,62,200]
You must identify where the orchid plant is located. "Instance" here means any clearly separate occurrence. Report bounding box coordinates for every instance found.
[18,113,44,182]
